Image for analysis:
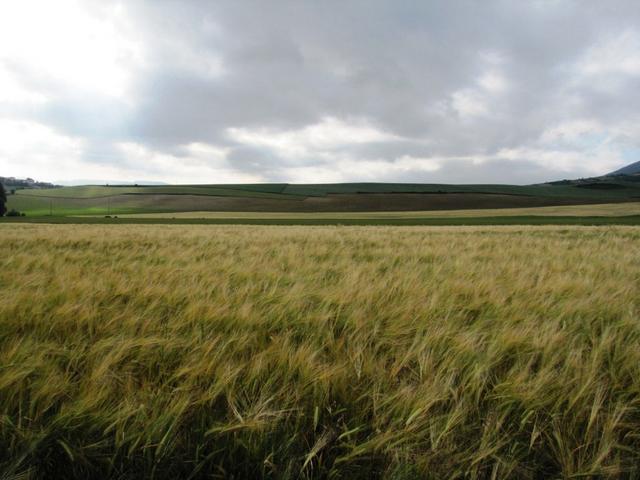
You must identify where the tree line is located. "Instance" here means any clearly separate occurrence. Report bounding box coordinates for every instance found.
[0,184,26,217]
[0,183,6,216]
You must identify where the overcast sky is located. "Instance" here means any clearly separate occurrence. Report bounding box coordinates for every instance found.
[1,0,640,185]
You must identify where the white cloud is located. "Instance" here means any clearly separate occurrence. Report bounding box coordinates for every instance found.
[227,117,400,158]
[392,155,441,172]
[0,119,112,180]
[478,71,508,93]
[280,155,441,183]
[0,0,141,99]
[449,50,510,120]
[540,120,605,144]
[0,119,256,184]
[578,30,640,77]
[115,142,259,183]
[451,89,489,118]
[0,65,48,104]
[497,146,623,175]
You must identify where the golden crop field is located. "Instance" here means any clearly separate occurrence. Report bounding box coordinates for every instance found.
[102,202,640,219]
[1,224,640,479]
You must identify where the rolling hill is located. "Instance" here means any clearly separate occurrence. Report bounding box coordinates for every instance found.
[4,176,640,217]
[5,160,640,219]
[608,160,640,176]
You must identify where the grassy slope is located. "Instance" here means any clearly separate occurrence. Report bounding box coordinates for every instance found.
[282,181,640,198]
[1,224,639,478]
[6,180,640,217]
[12,185,298,200]
[13,181,640,199]
[12,184,290,197]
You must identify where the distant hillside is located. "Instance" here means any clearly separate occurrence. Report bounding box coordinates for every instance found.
[608,161,640,176]
[6,180,640,216]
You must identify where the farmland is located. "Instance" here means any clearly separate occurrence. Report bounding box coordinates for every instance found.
[1,224,640,478]
[7,179,640,217]
[116,202,640,219]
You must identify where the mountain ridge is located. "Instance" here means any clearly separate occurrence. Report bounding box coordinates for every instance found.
[608,161,640,176]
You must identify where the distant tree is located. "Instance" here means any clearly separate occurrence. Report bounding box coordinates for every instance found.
[0,183,6,217]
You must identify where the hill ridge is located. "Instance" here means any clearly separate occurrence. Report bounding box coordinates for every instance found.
[608,161,640,176]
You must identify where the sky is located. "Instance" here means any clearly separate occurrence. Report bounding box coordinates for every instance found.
[1,0,640,185]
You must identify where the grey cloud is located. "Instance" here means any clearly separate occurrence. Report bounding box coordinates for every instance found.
[226,146,285,181]
[3,0,640,182]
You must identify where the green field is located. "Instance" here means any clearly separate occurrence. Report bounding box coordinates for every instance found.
[1,224,640,478]
[3,200,640,227]
[6,179,640,217]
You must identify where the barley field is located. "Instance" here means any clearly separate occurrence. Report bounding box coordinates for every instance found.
[1,225,639,479]
[113,202,640,219]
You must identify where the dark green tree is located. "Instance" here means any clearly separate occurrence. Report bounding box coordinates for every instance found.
[0,183,6,216]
